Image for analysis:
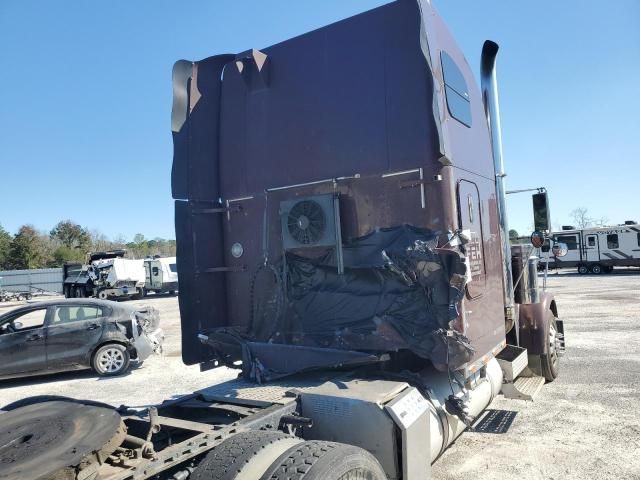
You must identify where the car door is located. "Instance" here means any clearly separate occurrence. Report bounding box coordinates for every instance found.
[45,304,107,368]
[0,307,49,377]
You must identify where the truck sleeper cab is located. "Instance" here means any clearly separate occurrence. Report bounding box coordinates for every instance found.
[0,2,564,479]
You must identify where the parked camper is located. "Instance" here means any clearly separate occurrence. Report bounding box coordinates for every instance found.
[143,256,178,295]
[541,222,640,274]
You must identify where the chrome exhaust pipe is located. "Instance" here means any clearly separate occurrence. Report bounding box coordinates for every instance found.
[481,41,515,314]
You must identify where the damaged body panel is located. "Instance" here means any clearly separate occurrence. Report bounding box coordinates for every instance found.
[0,299,163,380]
[173,0,505,380]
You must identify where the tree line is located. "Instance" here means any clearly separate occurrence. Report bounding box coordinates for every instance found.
[0,220,176,271]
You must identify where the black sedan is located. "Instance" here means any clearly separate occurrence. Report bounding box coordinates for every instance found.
[0,299,163,380]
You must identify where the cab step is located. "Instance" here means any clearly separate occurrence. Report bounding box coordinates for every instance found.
[501,376,546,401]
[496,344,545,401]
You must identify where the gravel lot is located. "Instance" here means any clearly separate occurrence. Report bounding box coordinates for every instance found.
[433,270,640,480]
[1,272,639,478]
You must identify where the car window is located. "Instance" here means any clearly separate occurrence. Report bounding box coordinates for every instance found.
[52,306,102,324]
[12,309,47,330]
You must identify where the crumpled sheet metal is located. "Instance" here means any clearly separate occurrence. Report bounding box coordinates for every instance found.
[203,226,474,381]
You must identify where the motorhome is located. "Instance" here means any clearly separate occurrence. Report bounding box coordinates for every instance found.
[541,222,640,274]
[143,256,178,295]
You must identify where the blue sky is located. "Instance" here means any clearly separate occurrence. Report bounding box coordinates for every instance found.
[0,1,638,240]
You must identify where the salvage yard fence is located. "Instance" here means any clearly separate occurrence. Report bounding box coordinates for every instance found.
[0,268,63,294]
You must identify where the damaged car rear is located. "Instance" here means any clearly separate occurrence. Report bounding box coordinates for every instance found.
[0,299,163,379]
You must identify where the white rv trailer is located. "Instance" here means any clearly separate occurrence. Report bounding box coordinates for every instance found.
[143,256,178,295]
[541,222,640,274]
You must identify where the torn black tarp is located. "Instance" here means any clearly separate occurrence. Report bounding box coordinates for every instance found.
[201,225,474,381]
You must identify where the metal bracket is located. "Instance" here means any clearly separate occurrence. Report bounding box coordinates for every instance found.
[201,266,247,273]
[192,205,242,215]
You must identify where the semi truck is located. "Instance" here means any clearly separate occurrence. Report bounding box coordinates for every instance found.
[0,2,566,479]
[63,250,146,300]
[540,222,640,274]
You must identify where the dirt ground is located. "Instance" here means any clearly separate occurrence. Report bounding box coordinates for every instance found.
[1,271,639,479]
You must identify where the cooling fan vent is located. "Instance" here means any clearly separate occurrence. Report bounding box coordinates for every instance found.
[287,200,326,245]
[280,193,342,253]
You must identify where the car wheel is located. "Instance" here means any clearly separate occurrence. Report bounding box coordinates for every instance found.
[577,265,589,275]
[92,344,131,376]
[590,264,602,274]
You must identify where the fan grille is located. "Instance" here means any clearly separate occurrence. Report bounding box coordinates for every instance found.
[287,200,326,245]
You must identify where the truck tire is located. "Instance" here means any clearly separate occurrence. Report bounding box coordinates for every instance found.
[191,431,303,480]
[97,290,109,300]
[540,311,560,383]
[260,441,387,480]
[590,264,602,274]
[92,344,130,376]
[577,264,589,275]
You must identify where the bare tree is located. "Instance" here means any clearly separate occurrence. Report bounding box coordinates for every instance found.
[569,208,593,228]
[593,216,609,227]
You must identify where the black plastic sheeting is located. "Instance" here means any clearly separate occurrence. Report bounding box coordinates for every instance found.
[202,225,474,382]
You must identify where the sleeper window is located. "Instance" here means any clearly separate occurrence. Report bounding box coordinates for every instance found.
[440,52,472,127]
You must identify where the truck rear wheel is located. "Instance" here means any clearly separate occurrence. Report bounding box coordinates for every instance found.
[590,264,602,274]
[260,441,387,480]
[191,431,303,480]
[577,264,589,275]
[540,311,560,383]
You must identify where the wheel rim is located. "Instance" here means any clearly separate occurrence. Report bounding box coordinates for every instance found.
[548,322,559,367]
[97,348,125,373]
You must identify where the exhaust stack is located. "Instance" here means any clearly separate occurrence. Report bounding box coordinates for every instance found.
[481,41,515,314]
